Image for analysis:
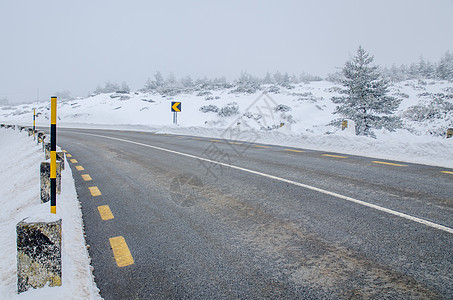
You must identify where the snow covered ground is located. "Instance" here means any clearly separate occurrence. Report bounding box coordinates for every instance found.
[0,128,100,299]
[1,79,452,168]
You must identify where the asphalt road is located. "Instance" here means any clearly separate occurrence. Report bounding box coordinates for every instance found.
[56,128,453,299]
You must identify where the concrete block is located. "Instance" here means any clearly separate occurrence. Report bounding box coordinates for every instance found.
[40,162,62,203]
[447,128,453,139]
[56,152,65,170]
[37,132,45,144]
[44,143,51,158]
[341,119,356,135]
[16,219,62,293]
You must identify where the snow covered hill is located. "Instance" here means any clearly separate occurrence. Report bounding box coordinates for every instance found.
[1,79,452,168]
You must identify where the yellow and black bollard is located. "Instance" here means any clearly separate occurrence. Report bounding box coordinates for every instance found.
[33,109,36,140]
[50,97,57,214]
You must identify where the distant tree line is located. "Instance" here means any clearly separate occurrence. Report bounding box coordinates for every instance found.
[328,51,453,83]
[90,50,452,97]
[93,81,130,95]
[139,70,323,96]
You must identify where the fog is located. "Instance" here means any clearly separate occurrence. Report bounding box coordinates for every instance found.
[1,0,452,103]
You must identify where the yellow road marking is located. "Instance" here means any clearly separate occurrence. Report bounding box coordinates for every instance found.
[89,186,102,196]
[97,205,114,220]
[75,165,85,171]
[62,150,67,153]
[70,159,78,163]
[210,140,222,143]
[109,236,134,267]
[284,149,304,153]
[441,171,453,175]
[81,174,92,181]
[66,154,72,158]
[191,137,202,140]
[322,154,348,159]
[372,161,407,167]
[255,145,270,148]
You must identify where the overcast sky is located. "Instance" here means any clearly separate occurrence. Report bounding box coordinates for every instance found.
[1,0,452,103]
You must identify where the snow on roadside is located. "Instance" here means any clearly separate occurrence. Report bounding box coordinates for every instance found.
[0,128,100,299]
[156,125,453,169]
[1,79,452,169]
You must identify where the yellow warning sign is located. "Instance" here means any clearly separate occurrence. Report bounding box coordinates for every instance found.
[171,102,181,112]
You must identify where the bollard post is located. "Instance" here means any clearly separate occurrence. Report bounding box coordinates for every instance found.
[447,128,453,139]
[342,120,348,130]
[50,96,57,214]
[37,132,45,144]
[40,162,62,203]
[33,109,36,140]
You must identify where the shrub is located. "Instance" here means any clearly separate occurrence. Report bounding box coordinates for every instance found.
[199,105,219,113]
[218,102,239,117]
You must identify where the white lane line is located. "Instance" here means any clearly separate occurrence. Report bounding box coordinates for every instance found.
[77,132,453,235]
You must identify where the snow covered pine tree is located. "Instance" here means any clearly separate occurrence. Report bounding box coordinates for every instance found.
[331,46,402,137]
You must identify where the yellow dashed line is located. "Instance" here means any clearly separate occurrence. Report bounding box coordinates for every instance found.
[284,149,304,153]
[230,142,242,145]
[322,154,348,159]
[441,171,453,175]
[255,145,270,148]
[66,154,72,158]
[372,161,407,167]
[210,140,222,143]
[75,165,85,171]
[109,236,134,267]
[62,150,67,153]
[89,186,102,197]
[81,174,92,181]
[98,205,114,220]
[191,137,202,140]
[70,159,78,163]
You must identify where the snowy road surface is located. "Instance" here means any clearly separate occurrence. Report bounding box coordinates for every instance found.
[58,128,453,299]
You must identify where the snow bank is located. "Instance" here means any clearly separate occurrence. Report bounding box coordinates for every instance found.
[156,125,453,168]
[1,80,452,169]
[0,129,100,299]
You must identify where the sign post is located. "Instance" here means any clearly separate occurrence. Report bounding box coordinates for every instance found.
[50,96,57,214]
[171,102,181,125]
